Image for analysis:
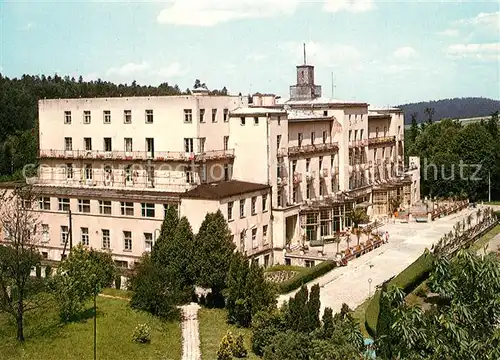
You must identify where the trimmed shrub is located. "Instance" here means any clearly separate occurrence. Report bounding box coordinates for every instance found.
[364,250,435,337]
[232,333,248,358]
[278,260,336,294]
[132,323,151,344]
[217,332,233,360]
[114,275,121,290]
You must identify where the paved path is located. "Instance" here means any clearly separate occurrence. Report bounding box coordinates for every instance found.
[180,303,201,360]
[278,207,483,314]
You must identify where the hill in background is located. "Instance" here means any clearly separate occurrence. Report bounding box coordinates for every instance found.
[396,97,500,124]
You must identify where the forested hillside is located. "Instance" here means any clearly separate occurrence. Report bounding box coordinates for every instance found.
[397,97,500,124]
[0,74,227,180]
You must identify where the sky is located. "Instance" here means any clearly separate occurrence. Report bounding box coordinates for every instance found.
[1,0,499,106]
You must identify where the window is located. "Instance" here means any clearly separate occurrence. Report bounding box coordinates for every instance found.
[292,160,297,173]
[212,109,217,123]
[102,229,110,249]
[104,138,112,152]
[311,132,315,144]
[185,169,194,184]
[200,164,207,183]
[360,129,364,139]
[98,200,112,215]
[22,199,31,209]
[239,199,245,218]
[141,203,155,218]
[223,109,229,122]
[349,130,352,141]
[251,197,257,215]
[263,225,268,244]
[224,164,230,181]
[78,199,90,213]
[277,116,281,126]
[84,164,92,180]
[145,109,154,124]
[298,133,303,147]
[66,164,73,179]
[306,183,311,199]
[227,202,233,221]
[254,116,259,125]
[293,186,298,203]
[264,254,270,267]
[81,227,89,246]
[322,131,327,144]
[285,258,291,266]
[124,138,133,152]
[184,109,193,123]
[84,138,92,151]
[384,126,387,136]
[146,138,154,156]
[64,137,72,151]
[306,158,311,172]
[60,226,69,245]
[103,110,111,124]
[123,231,132,251]
[58,198,70,211]
[121,202,134,216]
[240,117,246,126]
[262,194,268,212]
[354,129,358,140]
[42,224,49,243]
[144,232,153,251]
[83,110,91,124]
[39,197,50,210]
[64,111,72,124]
[323,110,328,117]
[199,137,206,153]
[125,165,132,182]
[252,228,257,248]
[277,189,282,207]
[42,252,48,259]
[276,135,281,149]
[199,109,205,123]
[124,110,132,124]
[319,156,323,171]
[375,127,379,137]
[184,138,194,153]
[223,136,229,151]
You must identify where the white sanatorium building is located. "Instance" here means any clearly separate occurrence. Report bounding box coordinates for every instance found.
[0,61,420,269]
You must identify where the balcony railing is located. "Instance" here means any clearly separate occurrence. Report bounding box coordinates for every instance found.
[39,149,235,162]
[277,148,289,157]
[368,136,396,146]
[348,139,368,148]
[288,142,339,157]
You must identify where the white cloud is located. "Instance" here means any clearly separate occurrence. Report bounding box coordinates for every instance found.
[106,61,149,77]
[105,61,189,83]
[436,28,459,37]
[283,41,361,67]
[393,46,417,59]
[157,0,300,26]
[323,0,375,13]
[457,11,500,33]
[446,43,500,60]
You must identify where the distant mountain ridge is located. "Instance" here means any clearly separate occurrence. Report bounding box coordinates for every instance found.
[396,97,500,124]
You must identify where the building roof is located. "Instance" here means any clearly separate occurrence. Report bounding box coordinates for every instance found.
[368,112,391,119]
[181,180,270,200]
[0,182,181,202]
[285,97,368,107]
[230,107,287,116]
[368,106,402,112]
[287,109,333,121]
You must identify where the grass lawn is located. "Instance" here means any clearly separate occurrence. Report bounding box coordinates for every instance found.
[198,308,260,360]
[0,296,181,360]
[101,287,133,299]
[470,224,500,252]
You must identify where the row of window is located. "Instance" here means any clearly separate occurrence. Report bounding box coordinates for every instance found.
[227,195,268,220]
[296,130,329,147]
[237,225,269,251]
[63,108,230,125]
[45,225,155,252]
[36,197,177,218]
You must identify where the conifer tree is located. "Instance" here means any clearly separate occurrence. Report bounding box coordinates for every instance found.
[307,284,321,331]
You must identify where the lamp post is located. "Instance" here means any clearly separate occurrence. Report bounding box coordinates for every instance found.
[368,278,372,297]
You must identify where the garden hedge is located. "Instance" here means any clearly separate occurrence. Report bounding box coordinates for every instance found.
[364,250,435,337]
[278,260,336,294]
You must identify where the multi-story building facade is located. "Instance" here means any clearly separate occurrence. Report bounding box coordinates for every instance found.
[0,61,419,268]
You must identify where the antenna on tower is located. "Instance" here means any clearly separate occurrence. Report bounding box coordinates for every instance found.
[303,43,306,65]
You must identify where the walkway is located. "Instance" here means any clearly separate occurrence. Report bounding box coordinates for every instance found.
[278,207,481,314]
[180,303,201,360]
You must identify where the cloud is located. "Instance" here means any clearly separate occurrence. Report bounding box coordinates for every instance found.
[282,41,361,68]
[436,28,459,37]
[105,61,189,83]
[446,43,500,60]
[246,53,267,62]
[323,0,375,13]
[157,0,300,26]
[457,11,500,33]
[393,46,417,59]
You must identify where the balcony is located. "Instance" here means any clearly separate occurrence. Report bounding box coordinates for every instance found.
[348,139,368,148]
[39,149,235,162]
[288,142,339,157]
[293,172,302,184]
[277,148,289,157]
[368,136,396,147]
